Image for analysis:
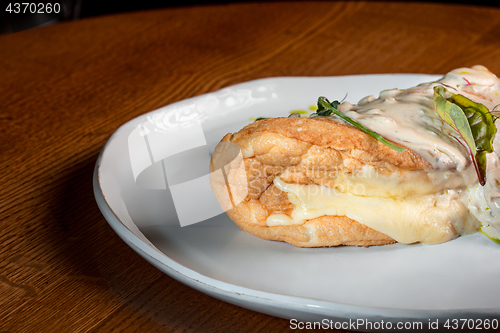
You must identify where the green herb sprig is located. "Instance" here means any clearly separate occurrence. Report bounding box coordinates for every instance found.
[314,96,405,153]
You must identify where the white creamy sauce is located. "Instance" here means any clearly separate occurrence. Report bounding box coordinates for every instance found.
[266,66,500,243]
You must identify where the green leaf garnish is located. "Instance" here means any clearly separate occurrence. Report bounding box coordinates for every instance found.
[433,85,497,185]
[314,96,405,153]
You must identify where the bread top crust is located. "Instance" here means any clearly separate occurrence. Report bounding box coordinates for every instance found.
[230,117,430,172]
[211,116,435,209]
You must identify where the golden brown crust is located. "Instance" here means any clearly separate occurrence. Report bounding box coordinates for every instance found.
[233,117,429,170]
[210,116,429,247]
[259,184,294,215]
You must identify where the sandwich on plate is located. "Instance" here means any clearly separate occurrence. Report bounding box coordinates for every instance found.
[209,65,500,247]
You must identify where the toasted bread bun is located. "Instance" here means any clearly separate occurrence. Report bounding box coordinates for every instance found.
[209,116,429,247]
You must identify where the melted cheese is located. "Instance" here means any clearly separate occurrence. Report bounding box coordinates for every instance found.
[268,177,479,244]
[266,66,500,244]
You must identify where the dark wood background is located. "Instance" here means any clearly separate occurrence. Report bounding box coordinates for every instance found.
[1,0,499,34]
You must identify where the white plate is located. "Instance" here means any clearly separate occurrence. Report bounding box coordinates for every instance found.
[94,74,500,330]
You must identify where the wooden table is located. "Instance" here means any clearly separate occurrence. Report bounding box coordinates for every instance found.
[2,1,500,332]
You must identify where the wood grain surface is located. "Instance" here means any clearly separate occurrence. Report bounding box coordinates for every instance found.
[2,1,500,332]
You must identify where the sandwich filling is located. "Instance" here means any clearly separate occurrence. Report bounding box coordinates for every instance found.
[265,65,500,244]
